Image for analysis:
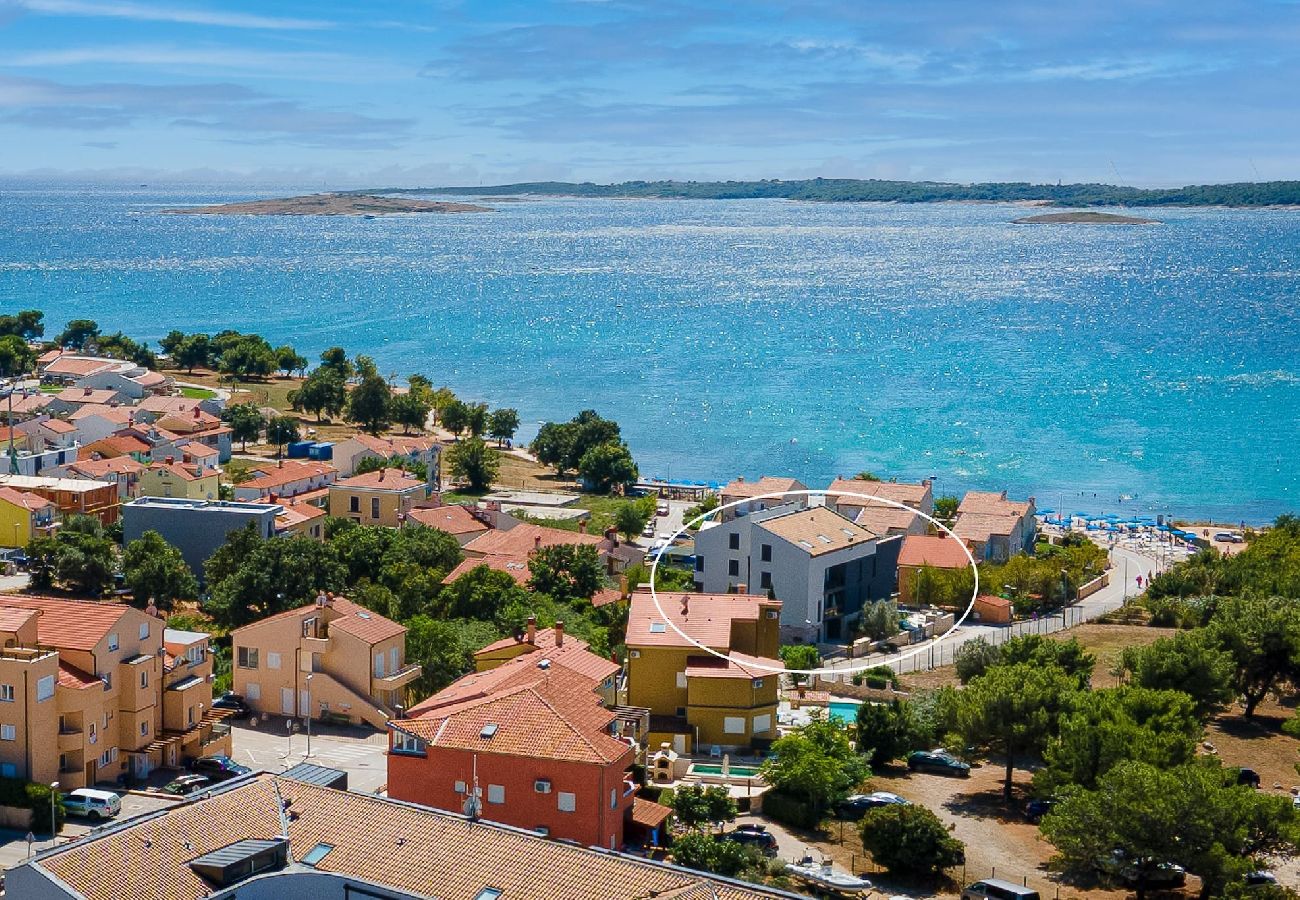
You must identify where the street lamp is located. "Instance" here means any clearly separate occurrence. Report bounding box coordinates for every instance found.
[49,780,59,847]
[304,673,314,758]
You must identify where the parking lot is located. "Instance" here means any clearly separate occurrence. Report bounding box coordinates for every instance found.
[227,718,390,794]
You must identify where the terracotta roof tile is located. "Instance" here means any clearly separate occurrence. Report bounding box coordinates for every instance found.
[755,506,875,557]
[38,418,78,433]
[0,606,39,632]
[683,651,783,679]
[325,597,406,644]
[0,594,133,651]
[242,460,337,491]
[625,590,778,650]
[332,469,425,491]
[464,522,603,557]
[67,456,145,478]
[406,504,489,535]
[446,554,531,586]
[0,486,54,511]
[53,387,119,404]
[58,660,102,690]
[631,796,674,828]
[720,476,806,499]
[898,534,970,569]
[826,478,930,507]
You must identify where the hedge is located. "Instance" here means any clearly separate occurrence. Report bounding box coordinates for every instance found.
[0,776,66,833]
[761,790,820,830]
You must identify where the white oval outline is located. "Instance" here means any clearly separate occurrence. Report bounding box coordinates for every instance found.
[647,488,980,677]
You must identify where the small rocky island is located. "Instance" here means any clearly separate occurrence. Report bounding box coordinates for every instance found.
[1012,211,1160,225]
[164,193,492,216]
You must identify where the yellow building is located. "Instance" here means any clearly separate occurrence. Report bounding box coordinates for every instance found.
[0,595,230,788]
[625,589,781,753]
[230,593,420,729]
[328,468,426,527]
[0,486,56,547]
[470,618,620,707]
[137,460,219,502]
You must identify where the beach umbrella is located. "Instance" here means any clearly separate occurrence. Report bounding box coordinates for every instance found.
[1037,507,1055,514]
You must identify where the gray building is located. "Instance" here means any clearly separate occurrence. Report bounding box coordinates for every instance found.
[122,497,279,581]
[694,504,902,643]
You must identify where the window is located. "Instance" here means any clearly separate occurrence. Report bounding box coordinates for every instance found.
[138,622,149,640]
[186,645,203,665]
[648,622,666,634]
[371,497,381,519]
[301,843,334,867]
[676,672,687,689]
[392,732,425,755]
[557,791,576,812]
[454,780,467,794]
[728,533,740,550]
[245,682,260,701]
[723,716,746,735]
[487,784,505,804]
[753,678,764,689]
[0,684,13,702]
[88,722,96,743]
[139,670,148,689]
[753,714,772,734]
[728,559,739,577]
[140,720,149,736]
[349,496,360,513]
[187,706,195,726]
[374,653,385,678]
[695,555,704,572]
[107,633,119,651]
[101,671,112,689]
[760,571,772,590]
[610,788,617,810]
[0,763,14,778]
[390,647,398,673]
[476,889,503,900]
[237,647,259,669]
[0,724,14,741]
[266,652,281,670]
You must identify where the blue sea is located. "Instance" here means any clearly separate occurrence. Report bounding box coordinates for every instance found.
[1,184,1296,522]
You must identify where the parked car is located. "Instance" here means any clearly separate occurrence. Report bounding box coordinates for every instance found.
[1244,871,1279,886]
[961,879,1040,900]
[656,503,669,516]
[907,750,971,777]
[1101,850,1186,889]
[1236,767,1262,788]
[721,824,778,856]
[1023,798,1054,823]
[188,755,252,782]
[160,775,213,797]
[61,788,121,821]
[835,791,910,818]
[211,692,251,718]
[641,524,656,538]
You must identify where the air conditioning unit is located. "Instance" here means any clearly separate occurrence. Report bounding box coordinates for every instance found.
[630,650,641,659]
[766,611,778,619]
[534,779,552,794]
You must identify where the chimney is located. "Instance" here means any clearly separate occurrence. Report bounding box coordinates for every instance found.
[378,467,385,481]
[554,621,564,647]
[619,574,629,598]
[165,456,174,465]
[526,616,537,644]
[578,519,587,534]
[533,534,541,552]
[681,596,688,616]
[324,591,335,606]
[193,406,200,419]
[736,476,744,483]
[604,526,618,546]
[736,583,748,595]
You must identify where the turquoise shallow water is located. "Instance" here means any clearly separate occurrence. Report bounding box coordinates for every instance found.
[1,184,1296,521]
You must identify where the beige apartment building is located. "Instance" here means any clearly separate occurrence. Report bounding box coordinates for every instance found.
[327,468,427,527]
[0,595,229,789]
[230,594,419,729]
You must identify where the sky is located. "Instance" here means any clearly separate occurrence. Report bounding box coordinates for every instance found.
[0,0,1298,187]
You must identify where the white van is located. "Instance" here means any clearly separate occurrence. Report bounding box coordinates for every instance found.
[962,880,1041,900]
[62,788,121,821]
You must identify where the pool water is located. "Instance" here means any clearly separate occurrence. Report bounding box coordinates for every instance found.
[690,764,761,777]
[829,701,862,723]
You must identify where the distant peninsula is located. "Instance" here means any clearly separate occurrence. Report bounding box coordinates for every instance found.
[377,178,1300,208]
[1012,211,1160,225]
[164,193,492,216]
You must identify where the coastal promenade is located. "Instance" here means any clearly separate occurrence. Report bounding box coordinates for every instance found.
[818,545,1158,679]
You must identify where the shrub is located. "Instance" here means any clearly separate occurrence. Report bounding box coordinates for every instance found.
[761,790,821,830]
[0,777,66,834]
[954,637,1000,684]
[671,832,762,877]
[859,804,965,875]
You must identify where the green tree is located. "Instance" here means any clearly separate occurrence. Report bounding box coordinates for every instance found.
[1210,593,1300,717]
[668,784,738,831]
[206,536,346,630]
[466,402,489,437]
[860,804,965,875]
[779,644,821,683]
[851,471,882,482]
[355,454,427,482]
[613,501,651,541]
[578,441,638,493]
[26,525,117,595]
[0,309,44,340]
[403,615,500,699]
[761,716,870,814]
[1036,687,1200,792]
[0,334,36,378]
[121,530,198,610]
[428,386,457,424]
[329,523,397,585]
[221,402,264,450]
[218,336,277,379]
[999,634,1096,686]
[174,333,212,372]
[346,372,392,435]
[670,832,762,878]
[527,543,604,600]
[353,355,379,380]
[958,662,1079,802]
[954,637,1001,684]
[933,495,959,524]
[389,392,432,434]
[319,346,352,378]
[566,410,622,471]
[859,599,899,641]
[446,437,498,491]
[855,699,920,765]
[275,345,307,377]
[488,408,520,446]
[265,415,300,454]
[159,329,186,356]
[531,421,576,475]
[440,399,469,437]
[57,318,100,349]
[437,565,528,621]
[203,521,264,586]
[1116,629,1236,718]
[289,368,346,422]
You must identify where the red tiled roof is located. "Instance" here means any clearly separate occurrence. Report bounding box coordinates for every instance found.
[471,628,621,683]
[446,554,531,586]
[975,594,1012,609]
[43,357,117,377]
[464,522,603,557]
[897,534,970,569]
[242,460,337,491]
[625,590,779,650]
[407,504,489,536]
[53,387,119,404]
[631,797,674,828]
[180,441,218,458]
[333,469,425,491]
[144,461,207,482]
[69,404,136,423]
[720,476,805,499]
[38,418,78,433]
[0,595,134,651]
[0,486,54,511]
[827,478,930,507]
[83,434,150,457]
[683,651,782,679]
[58,661,101,690]
[0,607,39,632]
[591,587,625,608]
[325,597,406,644]
[67,456,144,479]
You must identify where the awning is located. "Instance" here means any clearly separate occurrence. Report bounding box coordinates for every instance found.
[629,797,673,829]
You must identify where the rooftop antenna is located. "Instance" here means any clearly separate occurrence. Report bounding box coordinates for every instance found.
[270,775,295,861]
[462,754,482,821]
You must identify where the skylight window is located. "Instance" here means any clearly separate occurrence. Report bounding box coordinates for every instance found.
[841,528,856,537]
[649,622,667,633]
[476,889,504,900]
[817,534,832,543]
[480,723,499,739]
[301,843,334,866]
[798,540,813,549]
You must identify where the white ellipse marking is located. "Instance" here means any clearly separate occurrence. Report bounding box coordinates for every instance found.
[647,488,980,678]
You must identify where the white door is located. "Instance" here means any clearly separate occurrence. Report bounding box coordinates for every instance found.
[299,690,310,717]
[672,734,687,755]
[280,688,295,715]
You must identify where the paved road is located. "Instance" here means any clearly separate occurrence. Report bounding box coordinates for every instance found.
[229,720,390,794]
[0,791,177,872]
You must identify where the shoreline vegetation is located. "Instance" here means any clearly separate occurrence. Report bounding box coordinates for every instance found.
[380,177,1300,208]
[1011,211,1161,225]
[163,193,492,216]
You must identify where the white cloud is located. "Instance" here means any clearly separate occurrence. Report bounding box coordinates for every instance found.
[18,0,332,30]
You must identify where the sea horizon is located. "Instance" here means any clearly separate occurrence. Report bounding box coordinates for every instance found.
[2,183,1296,524]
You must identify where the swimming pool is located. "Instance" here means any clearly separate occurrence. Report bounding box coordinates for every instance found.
[689,764,762,778]
[829,700,862,723]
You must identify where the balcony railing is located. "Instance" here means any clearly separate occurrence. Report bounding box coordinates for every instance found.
[376,662,422,687]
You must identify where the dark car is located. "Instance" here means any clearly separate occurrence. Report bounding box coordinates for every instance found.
[188,755,252,782]
[211,692,251,718]
[907,750,971,777]
[835,791,910,818]
[1237,767,1262,788]
[721,825,778,856]
[161,775,213,796]
[1244,872,1279,886]
[1024,799,1054,823]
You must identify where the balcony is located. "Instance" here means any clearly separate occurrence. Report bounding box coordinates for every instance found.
[57,727,83,751]
[376,662,422,688]
[301,635,331,653]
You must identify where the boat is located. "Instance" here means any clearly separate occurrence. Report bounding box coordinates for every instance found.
[786,856,873,896]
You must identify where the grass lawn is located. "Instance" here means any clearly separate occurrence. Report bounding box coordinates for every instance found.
[179,386,217,400]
